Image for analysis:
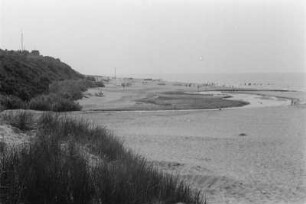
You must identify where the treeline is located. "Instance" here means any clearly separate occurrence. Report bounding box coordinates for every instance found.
[0,49,103,111]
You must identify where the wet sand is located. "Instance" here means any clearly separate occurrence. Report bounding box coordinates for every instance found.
[76,79,306,204]
[197,91,292,108]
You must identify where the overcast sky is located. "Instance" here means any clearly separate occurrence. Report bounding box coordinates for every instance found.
[0,0,305,75]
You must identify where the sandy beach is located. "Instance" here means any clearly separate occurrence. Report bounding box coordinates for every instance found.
[76,78,306,204]
[2,1,305,203]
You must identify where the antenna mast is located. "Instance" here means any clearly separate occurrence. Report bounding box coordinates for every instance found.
[20,30,24,51]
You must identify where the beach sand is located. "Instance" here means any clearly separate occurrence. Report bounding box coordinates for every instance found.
[76,79,306,204]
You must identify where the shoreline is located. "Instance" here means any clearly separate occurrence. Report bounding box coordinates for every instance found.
[75,77,306,204]
[76,101,306,204]
[79,76,304,112]
[3,76,302,204]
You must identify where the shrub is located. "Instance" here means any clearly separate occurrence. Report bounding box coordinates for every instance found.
[29,94,81,112]
[83,76,105,88]
[0,49,83,101]
[28,95,52,111]
[51,97,82,112]
[93,81,105,88]
[0,95,26,110]
[49,80,86,100]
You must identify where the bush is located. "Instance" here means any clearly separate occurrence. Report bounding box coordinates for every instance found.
[83,76,105,88]
[29,94,81,112]
[0,49,83,101]
[49,80,86,100]
[0,95,27,110]
[51,97,82,112]
[27,79,85,112]
[28,95,52,111]
[93,81,105,88]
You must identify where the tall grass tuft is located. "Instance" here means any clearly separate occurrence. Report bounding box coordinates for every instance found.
[0,134,93,203]
[0,112,202,204]
[1,110,34,131]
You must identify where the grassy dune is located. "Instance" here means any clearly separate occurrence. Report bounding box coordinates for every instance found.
[0,111,202,204]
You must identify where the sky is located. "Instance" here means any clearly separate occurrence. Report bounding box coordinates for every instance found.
[0,0,305,76]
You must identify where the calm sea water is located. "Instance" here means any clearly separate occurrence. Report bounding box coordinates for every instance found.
[125,72,306,91]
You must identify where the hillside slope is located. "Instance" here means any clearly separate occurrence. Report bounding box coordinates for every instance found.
[0,49,84,100]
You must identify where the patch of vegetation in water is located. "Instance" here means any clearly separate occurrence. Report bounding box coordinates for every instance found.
[137,92,249,110]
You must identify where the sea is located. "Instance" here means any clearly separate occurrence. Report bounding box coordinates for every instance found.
[123,72,306,91]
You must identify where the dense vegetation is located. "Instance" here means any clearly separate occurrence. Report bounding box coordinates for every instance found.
[0,49,103,111]
[28,79,90,112]
[0,111,202,204]
[0,49,84,101]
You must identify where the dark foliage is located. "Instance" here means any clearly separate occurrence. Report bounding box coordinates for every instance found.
[0,95,27,110]
[0,49,97,111]
[29,94,82,112]
[49,80,88,100]
[0,49,84,101]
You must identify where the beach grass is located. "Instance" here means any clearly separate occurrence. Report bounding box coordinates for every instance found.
[0,111,202,204]
[1,110,35,131]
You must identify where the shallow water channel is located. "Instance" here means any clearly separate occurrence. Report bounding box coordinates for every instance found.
[198,91,292,108]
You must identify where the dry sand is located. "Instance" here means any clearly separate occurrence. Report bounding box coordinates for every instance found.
[76,79,306,204]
